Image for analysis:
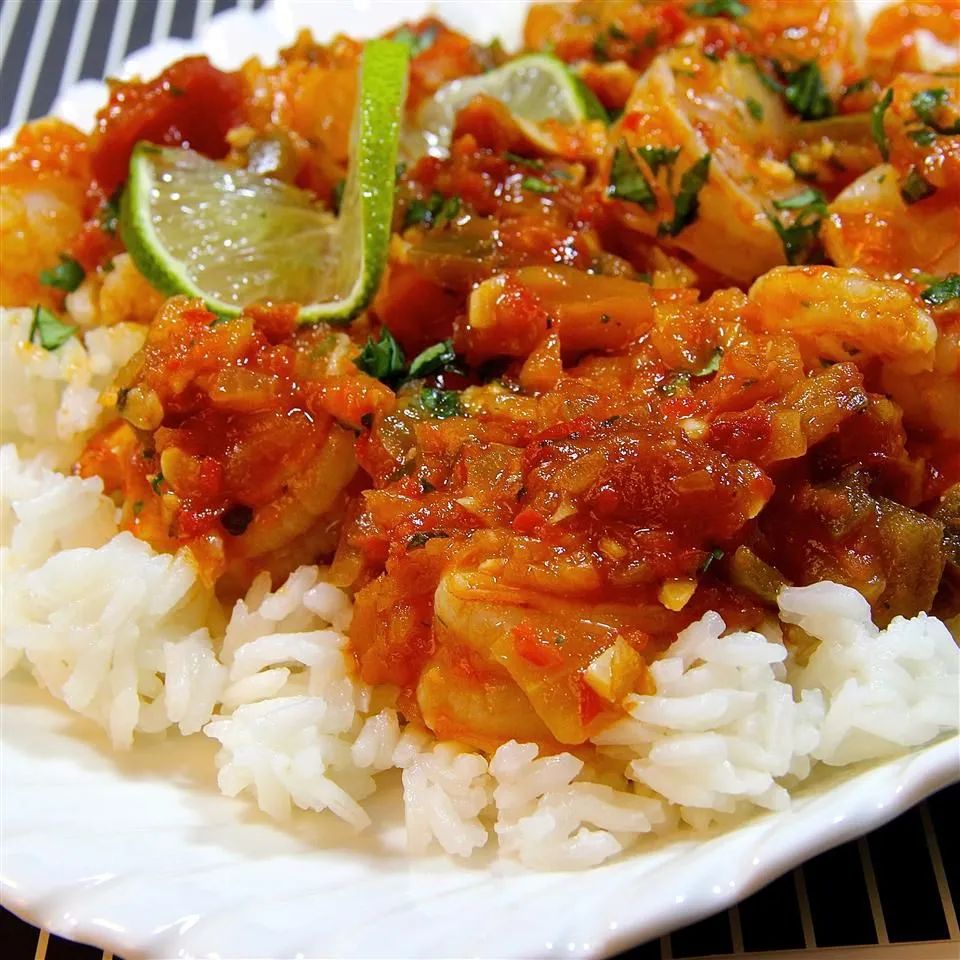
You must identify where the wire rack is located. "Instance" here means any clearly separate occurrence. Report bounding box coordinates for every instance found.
[1,1,958,957]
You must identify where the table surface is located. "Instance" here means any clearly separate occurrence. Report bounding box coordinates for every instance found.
[1,2,958,958]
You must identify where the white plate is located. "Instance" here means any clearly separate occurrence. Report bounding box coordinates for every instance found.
[2,2,958,958]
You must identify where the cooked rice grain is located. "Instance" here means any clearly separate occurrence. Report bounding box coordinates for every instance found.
[0,308,145,467]
[2,446,958,868]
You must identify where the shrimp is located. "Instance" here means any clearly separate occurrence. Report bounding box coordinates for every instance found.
[747,266,937,369]
[0,120,91,309]
[612,49,794,284]
[427,567,659,746]
[65,254,166,328]
[882,306,960,439]
[823,163,960,277]
[464,266,655,362]
[867,0,960,80]
[823,73,960,276]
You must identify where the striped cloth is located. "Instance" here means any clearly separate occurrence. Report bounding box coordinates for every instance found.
[0,0,269,132]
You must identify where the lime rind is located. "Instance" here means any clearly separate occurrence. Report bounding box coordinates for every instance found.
[301,37,409,324]
[405,52,607,160]
[121,39,409,325]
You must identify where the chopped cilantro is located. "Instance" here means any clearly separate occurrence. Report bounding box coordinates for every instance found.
[354,328,406,381]
[843,77,873,97]
[637,144,681,176]
[132,501,144,517]
[693,346,724,377]
[745,96,764,121]
[920,274,960,307]
[393,23,439,57]
[408,339,457,379]
[768,187,827,264]
[522,175,559,195]
[608,139,656,210]
[699,547,725,572]
[659,372,691,396]
[899,167,936,204]
[773,186,827,211]
[407,530,450,550]
[420,387,461,419]
[911,87,960,135]
[592,32,610,62]
[909,128,937,147]
[687,0,748,17]
[781,62,834,121]
[660,347,724,394]
[29,305,75,351]
[787,150,817,181]
[39,254,85,292]
[98,188,122,235]
[768,216,822,264]
[404,192,461,229]
[150,471,165,495]
[571,74,611,123]
[871,88,893,161]
[331,179,346,214]
[505,152,543,169]
[658,153,711,236]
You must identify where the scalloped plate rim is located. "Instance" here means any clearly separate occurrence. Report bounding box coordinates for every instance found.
[2,1,958,958]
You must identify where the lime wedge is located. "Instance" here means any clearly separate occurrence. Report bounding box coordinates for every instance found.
[405,53,607,159]
[121,39,409,324]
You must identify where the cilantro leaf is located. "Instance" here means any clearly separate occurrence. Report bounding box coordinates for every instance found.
[522,175,559,195]
[505,152,544,169]
[871,88,893,160]
[420,387,461,419]
[404,192,461,229]
[637,144,681,176]
[920,274,960,307]
[29,305,76,351]
[658,372,690,396]
[699,547,725,572]
[687,0,748,17]
[693,346,724,376]
[843,77,873,97]
[608,139,656,210]
[658,153,711,236]
[909,128,937,146]
[911,87,960,135]
[768,188,827,265]
[354,329,406,381]
[393,24,439,57]
[772,187,828,212]
[899,167,936,204]
[592,32,610,62]
[408,340,457,379]
[745,96,764,121]
[331,179,346,214]
[39,254,85,292]
[99,188,122,235]
[781,62,834,121]
[407,530,450,550]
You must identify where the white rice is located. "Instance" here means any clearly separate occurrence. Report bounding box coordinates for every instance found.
[1,447,224,747]
[0,306,145,467]
[2,438,958,868]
